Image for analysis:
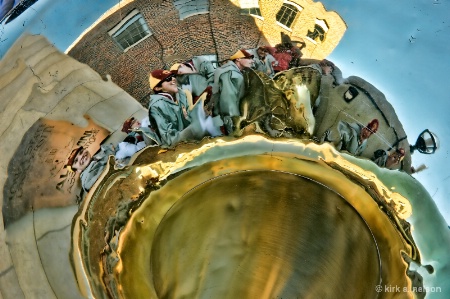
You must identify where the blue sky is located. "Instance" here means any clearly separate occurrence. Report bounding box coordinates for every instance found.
[0,0,118,55]
[1,0,449,222]
[319,0,450,222]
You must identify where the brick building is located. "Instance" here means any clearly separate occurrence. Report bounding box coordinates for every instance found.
[68,0,346,104]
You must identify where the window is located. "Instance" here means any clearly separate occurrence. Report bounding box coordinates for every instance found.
[240,0,262,17]
[276,1,302,29]
[173,0,209,20]
[307,19,329,43]
[343,86,359,103]
[109,10,152,51]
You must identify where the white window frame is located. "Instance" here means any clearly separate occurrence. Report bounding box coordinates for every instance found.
[276,1,303,31]
[239,0,263,20]
[173,0,209,20]
[305,19,328,44]
[315,19,329,32]
[108,9,152,52]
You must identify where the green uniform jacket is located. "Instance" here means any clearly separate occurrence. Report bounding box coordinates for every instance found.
[148,90,191,147]
[178,73,212,98]
[177,57,215,97]
[321,121,368,156]
[212,61,244,117]
[80,144,115,192]
[192,56,215,81]
[250,49,276,78]
[335,121,367,156]
[372,149,389,167]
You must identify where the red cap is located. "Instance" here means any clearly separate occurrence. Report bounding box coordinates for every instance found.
[122,117,135,133]
[66,147,83,171]
[149,69,177,90]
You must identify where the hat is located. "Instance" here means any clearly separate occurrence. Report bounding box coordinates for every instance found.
[66,147,83,171]
[230,49,254,60]
[122,117,135,133]
[149,69,177,90]
[170,63,181,71]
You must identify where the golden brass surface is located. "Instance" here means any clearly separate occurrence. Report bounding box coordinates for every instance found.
[2,2,449,299]
[234,67,321,138]
[72,136,417,298]
[151,170,380,298]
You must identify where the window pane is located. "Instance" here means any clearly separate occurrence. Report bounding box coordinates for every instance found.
[276,4,298,28]
[111,13,152,50]
[241,7,261,17]
[307,25,326,42]
[173,0,209,19]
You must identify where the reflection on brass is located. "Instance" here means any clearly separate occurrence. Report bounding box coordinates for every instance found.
[3,116,110,226]
[273,66,321,135]
[72,136,419,299]
[151,171,380,298]
[233,67,321,138]
[325,160,418,259]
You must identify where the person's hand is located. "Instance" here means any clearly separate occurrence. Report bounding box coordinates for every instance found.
[204,103,213,116]
[200,86,213,116]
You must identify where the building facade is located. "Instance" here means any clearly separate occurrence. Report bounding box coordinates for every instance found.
[243,0,347,58]
[68,0,346,103]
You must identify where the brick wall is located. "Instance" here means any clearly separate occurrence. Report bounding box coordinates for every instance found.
[69,0,266,105]
[68,0,345,105]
